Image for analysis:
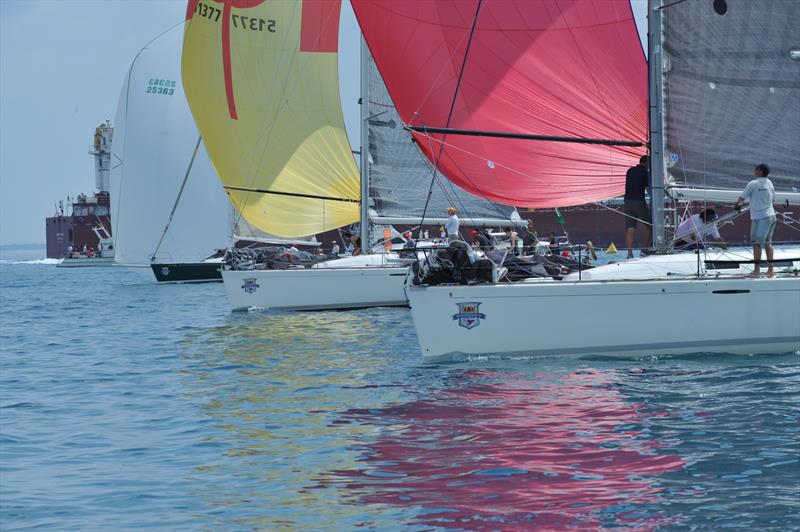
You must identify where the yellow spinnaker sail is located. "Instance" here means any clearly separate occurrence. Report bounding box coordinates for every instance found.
[182,0,359,237]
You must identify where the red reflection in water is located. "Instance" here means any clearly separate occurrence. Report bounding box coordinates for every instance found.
[324,369,684,530]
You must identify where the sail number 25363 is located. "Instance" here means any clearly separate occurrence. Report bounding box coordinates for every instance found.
[194,2,276,33]
[147,79,176,95]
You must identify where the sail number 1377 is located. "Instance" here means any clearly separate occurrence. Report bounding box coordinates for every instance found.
[194,2,276,33]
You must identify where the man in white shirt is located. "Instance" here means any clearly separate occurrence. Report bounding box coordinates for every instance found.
[445,207,460,242]
[735,163,776,277]
[673,208,726,250]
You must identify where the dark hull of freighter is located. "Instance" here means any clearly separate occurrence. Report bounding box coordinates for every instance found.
[45,215,111,259]
[150,262,223,283]
[45,192,112,259]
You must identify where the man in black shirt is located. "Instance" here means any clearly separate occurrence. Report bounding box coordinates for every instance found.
[624,155,651,259]
[475,227,492,251]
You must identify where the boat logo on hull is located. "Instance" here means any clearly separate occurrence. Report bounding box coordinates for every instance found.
[242,277,260,294]
[453,302,486,329]
[160,267,170,277]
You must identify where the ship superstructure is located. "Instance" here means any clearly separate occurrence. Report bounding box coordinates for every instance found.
[45,121,114,260]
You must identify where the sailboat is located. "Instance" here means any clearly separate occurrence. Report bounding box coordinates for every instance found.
[182,0,520,310]
[110,22,311,282]
[356,0,800,361]
[110,24,236,282]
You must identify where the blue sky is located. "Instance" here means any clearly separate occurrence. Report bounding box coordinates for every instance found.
[0,0,188,245]
[0,0,646,246]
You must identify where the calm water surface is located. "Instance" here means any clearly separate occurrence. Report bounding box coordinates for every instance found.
[1,254,798,530]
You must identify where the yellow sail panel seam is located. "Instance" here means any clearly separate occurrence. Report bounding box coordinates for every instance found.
[223,185,360,203]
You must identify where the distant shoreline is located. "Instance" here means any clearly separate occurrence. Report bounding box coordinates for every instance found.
[0,243,45,250]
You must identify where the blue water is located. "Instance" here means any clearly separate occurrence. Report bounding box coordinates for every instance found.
[1,253,799,530]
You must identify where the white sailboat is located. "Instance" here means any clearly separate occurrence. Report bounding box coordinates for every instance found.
[109,25,233,281]
[382,0,800,360]
[182,1,519,310]
[110,23,308,283]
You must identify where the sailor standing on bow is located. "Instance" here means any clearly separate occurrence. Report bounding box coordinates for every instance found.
[736,163,776,277]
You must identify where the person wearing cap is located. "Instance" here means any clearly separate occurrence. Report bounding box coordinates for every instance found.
[445,207,460,242]
[330,241,340,255]
[673,208,727,250]
[735,163,776,277]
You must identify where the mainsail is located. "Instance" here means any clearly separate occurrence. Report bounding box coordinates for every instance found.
[366,53,515,221]
[351,0,648,208]
[661,0,800,195]
[182,0,360,238]
[110,25,232,266]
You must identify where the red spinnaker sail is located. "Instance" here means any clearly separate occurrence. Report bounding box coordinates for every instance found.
[351,0,647,208]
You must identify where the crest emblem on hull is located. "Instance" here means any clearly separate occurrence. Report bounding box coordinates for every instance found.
[453,302,486,329]
[241,277,259,294]
[160,267,170,277]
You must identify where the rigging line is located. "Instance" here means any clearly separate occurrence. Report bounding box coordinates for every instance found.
[413,131,623,192]
[230,2,303,234]
[405,126,643,147]
[590,201,653,228]
[435,146,513,225]
[776,214,800,233]
[365,109,391,121]
[553,1,626,145]
[408,106,515,224]
[414,111,507,234]
[656,0,691,10]
[224,186,360,204]
[411,118,486,228]
[151,136,203,262]
[419,0,485,233]
[404,17,473,124]
[367,44,511,229]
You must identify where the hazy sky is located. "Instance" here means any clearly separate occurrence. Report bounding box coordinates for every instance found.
[0,0,646,246]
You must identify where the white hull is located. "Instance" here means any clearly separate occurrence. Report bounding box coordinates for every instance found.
[562,247,800,281]
[222,255,409,311]
[408,276,800,361]
[56,257,116,268]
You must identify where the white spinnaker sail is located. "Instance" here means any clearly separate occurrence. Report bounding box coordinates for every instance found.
[110,24,231,267]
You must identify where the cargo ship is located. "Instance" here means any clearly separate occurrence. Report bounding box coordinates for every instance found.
[46,121,115,266]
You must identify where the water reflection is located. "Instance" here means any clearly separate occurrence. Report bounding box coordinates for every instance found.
[178,309,420,529]
[322,368,684,529]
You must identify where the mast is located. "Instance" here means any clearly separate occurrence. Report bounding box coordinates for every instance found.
[90,120,113,192]
[359,36,371,250]
[648,0,667,249]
